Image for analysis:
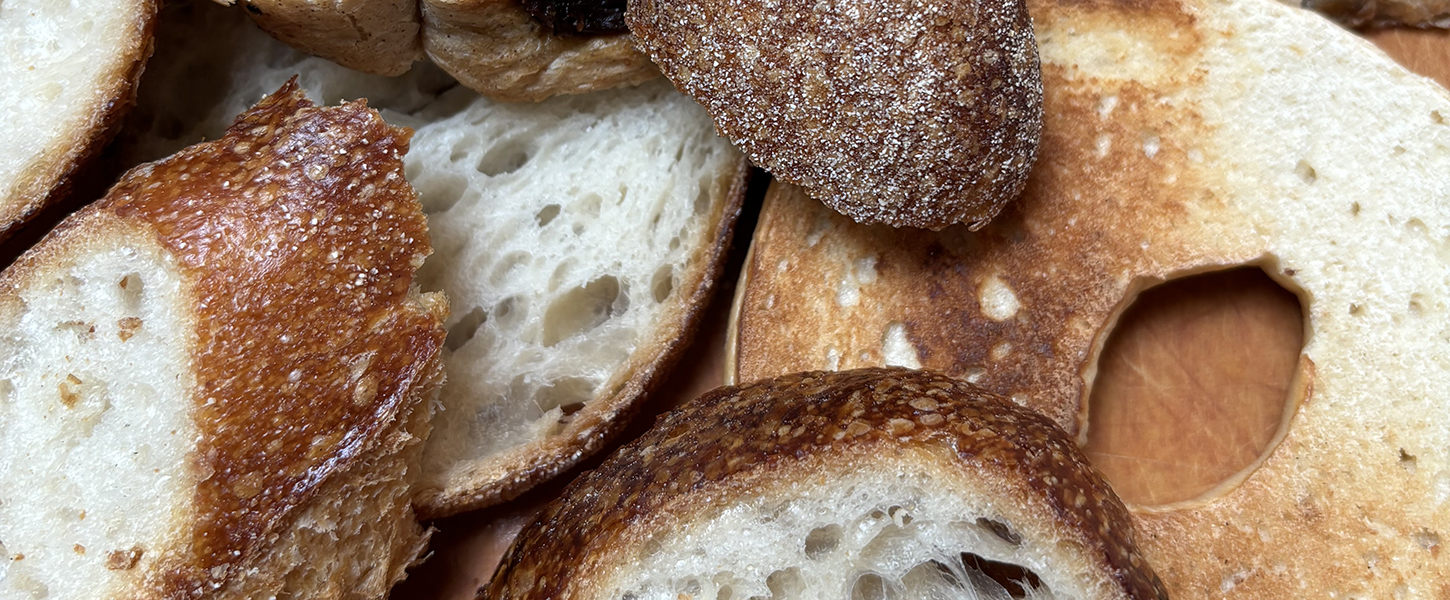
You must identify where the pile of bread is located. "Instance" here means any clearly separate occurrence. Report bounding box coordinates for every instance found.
[3,0,1450,596]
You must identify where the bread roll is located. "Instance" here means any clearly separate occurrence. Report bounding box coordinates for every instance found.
[0,80,446,599]
[487,368,1166,600]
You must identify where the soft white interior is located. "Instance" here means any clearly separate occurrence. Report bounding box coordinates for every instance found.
[0,0,143,208]
[125,4,737,494]
[406,80,731,482]
[606,469,1094,600]
[0,236,195,599]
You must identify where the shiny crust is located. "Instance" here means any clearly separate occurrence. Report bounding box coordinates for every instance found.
[416,156,750,518]
[0,0,157,240]
[2,80,447,597]
[239,0,422,76]
[627,0,1041,230]
[422,0,659,102]
[485,368,1166,600]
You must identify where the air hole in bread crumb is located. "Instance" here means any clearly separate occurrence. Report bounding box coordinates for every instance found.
[1086,266,1305,506]
[1295,160,1317,185]
[535,377,595,415]
[804,524,842,559]
[961,552,1044,598]
[1415,529,1440,550]
[1351,202,1362,216]
[1401,449,1418,474]
[535,204,561,227]
[851,573,887,600]
[475,141,530,176]
[976,518,1022,545]
[445,306,488,351]
[695,178,713,214]
[1350,303,1364,317]
[767,568,804,599]
[490,251,533,285]
[651,265,675,303]
[543,276,621,346]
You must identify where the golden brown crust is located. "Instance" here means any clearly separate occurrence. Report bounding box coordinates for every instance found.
[239,0,422,76]
[485,368,1166,600]
[422,0,659,102]
[1300,0,1450,28]
[0,0,157,241]
[79,80,447,597]
[415,156,751,518]
[626,0,1041,230]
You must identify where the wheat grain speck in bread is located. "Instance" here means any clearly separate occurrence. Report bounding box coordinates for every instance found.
[486,368,1167,600]
[0,80,446,599]
[627,0,1042,231]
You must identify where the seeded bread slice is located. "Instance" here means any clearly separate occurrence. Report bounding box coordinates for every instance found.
[0,0,156,240]
[0,81,446,599]
[123,1,748,518]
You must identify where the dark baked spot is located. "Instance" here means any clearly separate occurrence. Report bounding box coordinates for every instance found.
[520,0,628,33]
[106,546,143,570]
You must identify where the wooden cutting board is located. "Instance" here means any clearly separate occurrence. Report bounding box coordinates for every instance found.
[390,29,1450,600]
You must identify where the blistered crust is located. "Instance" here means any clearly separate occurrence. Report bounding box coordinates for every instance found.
[627,0,1042,230]
[486,368,1166,600]
[98,80,445,596]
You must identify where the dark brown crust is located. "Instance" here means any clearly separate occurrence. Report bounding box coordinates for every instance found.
[86,80,446,597]
[416,157,751,519]
[486,368,1166,600]
[0,0,158,242]
[627,0,1042,230]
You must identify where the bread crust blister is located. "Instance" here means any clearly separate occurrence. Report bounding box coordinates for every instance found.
[628,0,1043,230]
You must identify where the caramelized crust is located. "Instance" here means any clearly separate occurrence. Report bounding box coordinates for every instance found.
[487,368,1166,600]
[97,80,445,596]
[627,0,1042,230]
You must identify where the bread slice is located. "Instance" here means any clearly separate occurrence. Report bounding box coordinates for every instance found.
[487,368,1168,600]
[121,0,749,518]
[0,81,446,599]
[0,0,156,241]
[728,0,1450,596]
[421,0,659,102]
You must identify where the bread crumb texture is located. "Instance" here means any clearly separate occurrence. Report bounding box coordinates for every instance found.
[0,80,445,599]
[488,368,1167,600]
[628,0,1042,230]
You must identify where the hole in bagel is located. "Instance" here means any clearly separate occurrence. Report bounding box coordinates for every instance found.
[1084,265,1307,507]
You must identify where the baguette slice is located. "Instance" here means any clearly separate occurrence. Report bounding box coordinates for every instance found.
[121,1,749,517]
[728,0,1450,596]
[0,0,156,240]
[0,81,446,599]
[487,368,1167,600]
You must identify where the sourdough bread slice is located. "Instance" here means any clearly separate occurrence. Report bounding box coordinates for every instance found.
[487,368,1167,600]
[0,0,156,240]
[124,1,748,518]
[0,81,446,599]
[729,0,1450,596]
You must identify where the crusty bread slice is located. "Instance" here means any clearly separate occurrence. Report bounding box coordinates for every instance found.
[728,0,1450,596]
[487,368,1167,600]
[1297,0,1450,27]
[122,0,748,518]
[421,0,659,102]
[0,0,156,240]
[0,81,446,599]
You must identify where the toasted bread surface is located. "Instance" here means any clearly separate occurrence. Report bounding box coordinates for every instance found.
[0,81,445,599]
[487,368,1166,600]
[0,0,156,240]
[729,0,1450,595]
[421,0,659,102]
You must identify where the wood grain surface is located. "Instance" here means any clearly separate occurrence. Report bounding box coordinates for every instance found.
[390,26,1450,600]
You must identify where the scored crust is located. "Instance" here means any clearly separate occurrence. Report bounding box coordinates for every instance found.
[486,368,1167,600]
[627,0,1042,230]
[0,80,446,598]
[422,0,660,102]
[727,0,1450,595]
[0,0,157,241]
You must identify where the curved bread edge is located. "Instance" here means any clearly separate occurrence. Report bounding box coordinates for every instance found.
[235,0,423,76]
